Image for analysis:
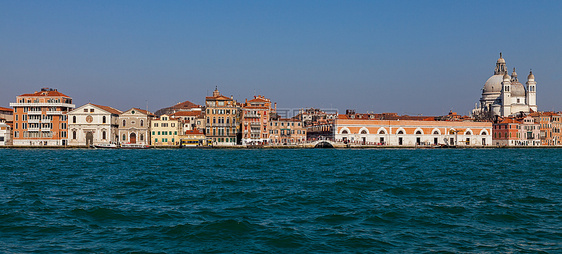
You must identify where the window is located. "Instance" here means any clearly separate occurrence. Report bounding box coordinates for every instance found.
[73,131,76,139]
[84,109,88,112]
[342,130,348,134]
[102,116,106,124]
[102,131,106,140]
[123,120,126,126]
[415,130,422,135]
[90,109,94,112]
[73,116,76,123]
[140,120,144,127]
[123,134,126,141]
[397,130,404,135]
[140,134,144,141]
[15,115,18,121]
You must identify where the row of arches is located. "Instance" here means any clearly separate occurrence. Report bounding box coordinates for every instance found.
[340,127,489,136]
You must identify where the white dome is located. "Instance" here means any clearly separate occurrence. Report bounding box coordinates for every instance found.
[511,81,526,97]
[483,75,504,93]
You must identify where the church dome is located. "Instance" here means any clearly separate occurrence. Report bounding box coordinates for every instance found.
[511,81,526,97]
[483,75,504,93]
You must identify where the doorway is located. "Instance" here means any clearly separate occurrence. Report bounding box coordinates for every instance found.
[130,133,137,144]
[86,132,93,146]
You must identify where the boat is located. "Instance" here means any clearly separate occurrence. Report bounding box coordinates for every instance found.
[120,143,150,149]
[93,143,118,149]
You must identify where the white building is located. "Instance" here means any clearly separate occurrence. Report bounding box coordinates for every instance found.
[68,103,121,146]
[0,119,11,146]
[118,108,153,146]
[473,53,537,117]
[335,117,493,146]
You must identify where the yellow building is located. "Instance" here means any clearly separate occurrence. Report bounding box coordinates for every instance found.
[151,114,181,146]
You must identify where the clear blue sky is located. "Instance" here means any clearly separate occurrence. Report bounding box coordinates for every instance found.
[2,0,561,115]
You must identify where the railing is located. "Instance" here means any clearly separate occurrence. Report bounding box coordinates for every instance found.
[28,128,40,132]
[28,119,41,123]
[46,111,63,115]
[27,111,42,115]
[244,113,260,118]
[10,102,75,108]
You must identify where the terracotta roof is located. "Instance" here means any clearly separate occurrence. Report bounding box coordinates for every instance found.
[0,107,13,112]
[248,97,270,103]
[91,104,122,115]
[184,129,204,135]
[19,89,70,98]
[205,95,232,101]
[122,108,155,116]
[170,100,201,110]
[171,111,202,117]
[243,106,270,109]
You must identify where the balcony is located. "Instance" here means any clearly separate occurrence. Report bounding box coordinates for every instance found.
[250,122,261,126]
[41,119,51,123]
[28,128,41,132]
[28,111,42,115]
[46,111,63,115]
[244,113,260,118]
[41,127,51,132]
[28,119,41,123]
[10,102,75,108]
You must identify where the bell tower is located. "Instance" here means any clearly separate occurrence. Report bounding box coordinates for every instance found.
[526,70,537,112]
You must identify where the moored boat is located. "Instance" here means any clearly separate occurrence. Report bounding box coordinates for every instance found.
[93,143,118,149]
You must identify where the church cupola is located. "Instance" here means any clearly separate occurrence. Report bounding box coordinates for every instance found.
[511,67,518,82]
[494,52,508,75]
[212,86,220,97]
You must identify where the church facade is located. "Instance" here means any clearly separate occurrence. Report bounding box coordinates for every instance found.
[473,53,537,117]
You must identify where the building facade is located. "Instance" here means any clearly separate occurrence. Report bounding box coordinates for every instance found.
[118,108,153,146]
[473,53,537,118]
[68,103,121,146]
[0,119,11,146]
[205,88,240,146]
[9,88,75,146]
[492,116,541,146]
[150,114,181,146]
[335,117,492,146]
[268,118,306,145]
[241,95,273,145]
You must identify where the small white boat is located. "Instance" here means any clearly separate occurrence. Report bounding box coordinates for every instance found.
[93,143,118,149]
[120,143,150,149]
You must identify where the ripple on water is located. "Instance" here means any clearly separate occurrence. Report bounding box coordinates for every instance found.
[0,148,561,253]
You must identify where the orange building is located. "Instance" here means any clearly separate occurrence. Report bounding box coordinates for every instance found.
[9,88,75,146]
[241,95,274,145]
[493,116,541,146]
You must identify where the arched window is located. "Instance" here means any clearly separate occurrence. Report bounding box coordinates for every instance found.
[433,130,439,135]
[72,116,76,123]
[378,130,385,134]
[361,130,368,134]
[102,116,106,124]
[140,120,144,127]
[397,130,404,135]
[466,131,472,135]
[102,131,106,140]
[72,131,76,139]
[415,130,422,135]
[122,120,126,126]
[342,130,349,134]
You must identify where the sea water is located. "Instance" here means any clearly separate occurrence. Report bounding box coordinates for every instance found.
[0,148,561,253]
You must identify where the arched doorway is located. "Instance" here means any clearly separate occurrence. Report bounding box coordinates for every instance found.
[86,132,94,147]
[130,133,137,144]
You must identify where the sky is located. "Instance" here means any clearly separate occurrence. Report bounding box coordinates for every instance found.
[1,0,562,116]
